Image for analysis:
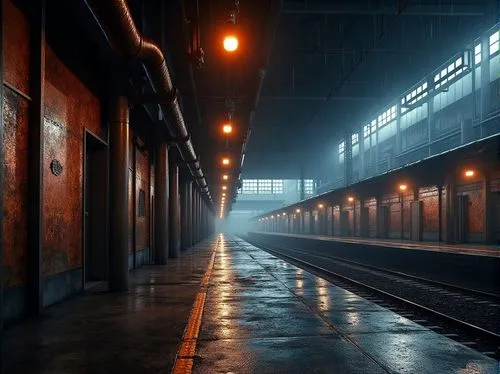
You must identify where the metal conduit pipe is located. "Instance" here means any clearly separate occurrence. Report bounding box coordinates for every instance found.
[85,0,211,203]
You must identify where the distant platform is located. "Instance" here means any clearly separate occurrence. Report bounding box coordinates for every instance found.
[251,231,500,257]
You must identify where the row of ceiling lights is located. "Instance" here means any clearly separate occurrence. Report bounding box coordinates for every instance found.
[258,169,477,222]
[218,2,241,220]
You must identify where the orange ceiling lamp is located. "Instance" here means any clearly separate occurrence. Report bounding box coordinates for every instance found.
[223,35,239,52]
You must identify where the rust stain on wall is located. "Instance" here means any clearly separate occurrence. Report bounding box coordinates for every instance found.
[42,45,102,276]
[2,91,29,287]
[419,187,439,233]
[4,0,30,95]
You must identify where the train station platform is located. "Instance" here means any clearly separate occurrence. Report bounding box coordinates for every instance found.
[3,235,498,373]
[251,232,500,257]
[248,231,500,295]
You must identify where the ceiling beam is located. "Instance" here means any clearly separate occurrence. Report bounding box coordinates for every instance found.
[282,4,487,17]
[260,95,378,101]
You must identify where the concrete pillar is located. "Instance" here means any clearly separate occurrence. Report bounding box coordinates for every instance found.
[445,176,456,244]
[168,156,181,258]
[109,97,130,291]
[154,142,169,264]
[190,184,196,245]
[484,175,496,244]
[192,187,199,244]
[181,179,192,250]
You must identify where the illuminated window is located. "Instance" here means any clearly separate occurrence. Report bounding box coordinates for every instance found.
[377,105,397,127]
[474,43,482,65]
[304,179,314,195]
[434,55,467,89]
[401,81,428,108]
[490,30,499,55]
[272,180,283,194]
[351,133,359,145]
[363,124,371,138]
[258,179,272,194]
[242,179,258,194]
[338,141,345,154]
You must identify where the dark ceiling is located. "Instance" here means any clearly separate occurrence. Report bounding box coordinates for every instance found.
[241,0,498,179]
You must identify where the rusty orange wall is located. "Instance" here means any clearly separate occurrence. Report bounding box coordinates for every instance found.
[457,182,484,237]
[135,148,150,250]
[42,45,102,276]
[2,0,30,287]
[419,186,439,236]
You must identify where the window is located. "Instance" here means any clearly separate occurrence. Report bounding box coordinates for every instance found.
[401,81,428,108]
[434,55,468,89]
[363,124,371,138]
[242,179,258,194]
[377,105,397,127]
[351,133,359,145]
[258,179,272,194]
[474,43,482,65]
[272,180,283,194]
[338,141,345,154]
[304,179,314,195]
[490,30,499,55]
[138,189,146,217]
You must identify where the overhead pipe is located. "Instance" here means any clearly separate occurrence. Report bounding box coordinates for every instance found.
[84,0,211,204]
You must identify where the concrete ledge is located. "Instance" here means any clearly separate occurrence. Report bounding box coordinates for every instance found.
[43,268,83,308]
[248,232,500,294]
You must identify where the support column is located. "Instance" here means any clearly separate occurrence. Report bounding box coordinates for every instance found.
[27,0,45,316]
[190,184,196,245]
[109,97,130,291]
[198,192,203,241]
[168,155,181,258]
[154,142,169,264]
[445,176,456,244]
[181,179,192,251]
[480,36,491,122]
[192,187,199,244]
[484,175,496,244]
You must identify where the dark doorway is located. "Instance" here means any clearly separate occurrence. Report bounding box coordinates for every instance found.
[84,131,108,287]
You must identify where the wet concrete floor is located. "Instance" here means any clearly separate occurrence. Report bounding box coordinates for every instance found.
[2,235,498,373]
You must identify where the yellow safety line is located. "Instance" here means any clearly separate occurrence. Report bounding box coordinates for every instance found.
[171,240,218,374]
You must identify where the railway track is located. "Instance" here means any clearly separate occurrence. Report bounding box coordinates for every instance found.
[243,236,500,359]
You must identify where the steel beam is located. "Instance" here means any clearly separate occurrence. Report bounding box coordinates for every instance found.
[283,4,486,16]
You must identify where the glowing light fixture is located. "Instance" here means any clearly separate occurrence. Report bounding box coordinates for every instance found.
[399,184,408,192]
[318,204,324,208]
[465,169,475,178]
[222,158,230,166]
[222,174,229,180]
[223,35,238,52]
[222,193,226,196]
[222,186,227,190]
[347,196,354,203]
[296,208,301,213]
[222,123,233,134]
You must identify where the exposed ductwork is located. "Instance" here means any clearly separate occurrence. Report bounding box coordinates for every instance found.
[84,0,211,203]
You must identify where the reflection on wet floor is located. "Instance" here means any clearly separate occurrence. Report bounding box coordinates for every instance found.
[194,235,498,374]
